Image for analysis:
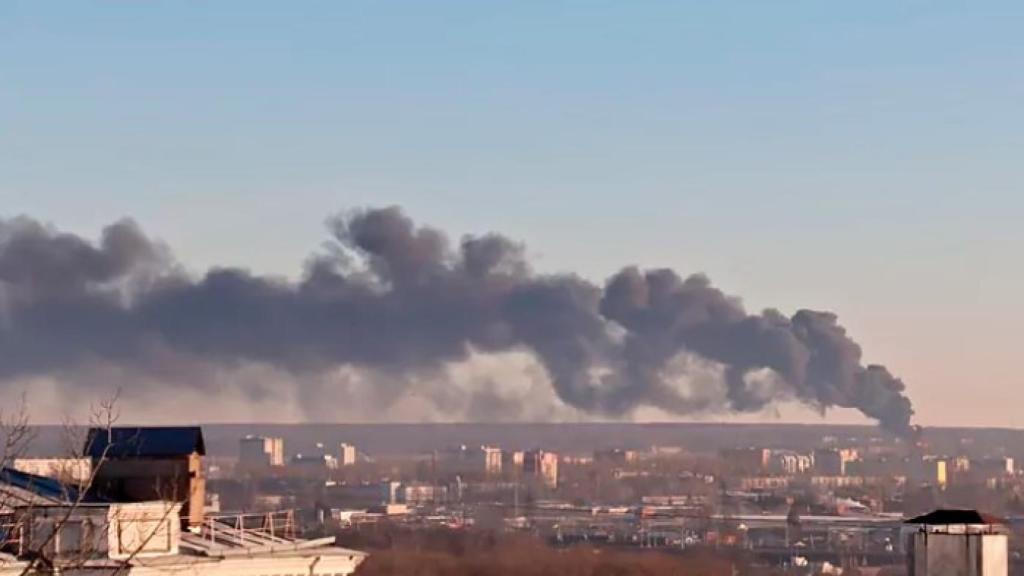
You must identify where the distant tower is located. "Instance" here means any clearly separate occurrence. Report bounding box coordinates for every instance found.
[906,509,1007,576]
[483,446,503,476]
[239,435,285,467]
[521,450,559,489]
[339,443,357,466]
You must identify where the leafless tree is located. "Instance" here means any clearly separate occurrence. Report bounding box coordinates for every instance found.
[0,392,189,576]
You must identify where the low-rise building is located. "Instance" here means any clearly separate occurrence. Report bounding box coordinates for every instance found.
[400,482,447,505]
[739,476,791,491]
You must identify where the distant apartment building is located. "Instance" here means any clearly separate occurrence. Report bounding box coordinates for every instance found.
[813,448,860,476]
[951,455,971,474]
[970,457,1015,480]
[739,476,791,491]
[324,481,396,508]
[810,475,903,489]
[483,446,503,476]
[720,448,771,474]
[594,449,639,466]
[521,450,559,489]
[401,482,448,505]
[845,455,905,477]
[436,445,507,478]
[503,450,525,472]
[934,459,949,488]
[908,456,953,487]
[339,443,357,466]
[292,452,339,470]
[770,451,813,475]
[239,435,284,468]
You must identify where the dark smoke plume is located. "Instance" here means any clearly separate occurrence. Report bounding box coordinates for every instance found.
[0,208,913,434]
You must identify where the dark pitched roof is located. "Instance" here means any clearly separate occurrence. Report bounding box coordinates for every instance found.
[0,467,82,503]
[906,509,1003,525]
[85,426,206,459]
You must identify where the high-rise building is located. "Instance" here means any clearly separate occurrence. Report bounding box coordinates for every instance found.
[521,450,559,488]
[339,443,357,466]
[265,437,285,466]
[239,435,285,468]
[483,446,503,476]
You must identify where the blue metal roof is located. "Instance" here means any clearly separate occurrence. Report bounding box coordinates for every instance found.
[0,467,82,503]
[85,426,206,459]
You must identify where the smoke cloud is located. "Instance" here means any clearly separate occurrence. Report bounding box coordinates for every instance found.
[0,208,913,434]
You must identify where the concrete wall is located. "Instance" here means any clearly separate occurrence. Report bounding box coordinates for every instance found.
[12,458,92,483]
[93,453,205,528]
[18,502,181,561]
[909,531,1008,576]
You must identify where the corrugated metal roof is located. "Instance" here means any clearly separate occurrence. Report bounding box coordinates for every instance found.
[85,426,206,459]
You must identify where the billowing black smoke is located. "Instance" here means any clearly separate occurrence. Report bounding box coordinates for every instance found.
[0,208,913,434]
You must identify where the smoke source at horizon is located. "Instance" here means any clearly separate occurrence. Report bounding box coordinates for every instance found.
[0,207,913,434]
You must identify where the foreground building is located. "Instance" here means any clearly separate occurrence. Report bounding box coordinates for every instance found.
[0,499,366,576]
[86,426,208,529]
[906,509,1007,576]
[0,426,366,576]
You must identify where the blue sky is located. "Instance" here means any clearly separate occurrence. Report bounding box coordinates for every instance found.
[3,2,1024,425]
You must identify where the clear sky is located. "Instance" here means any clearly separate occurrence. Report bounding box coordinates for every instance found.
[3,2,1023,426]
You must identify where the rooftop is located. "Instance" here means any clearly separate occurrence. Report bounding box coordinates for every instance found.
[906,509,1004,526]
[85,426,206,459]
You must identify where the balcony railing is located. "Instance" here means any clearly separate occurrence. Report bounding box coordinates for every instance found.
[185,510,298,547]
